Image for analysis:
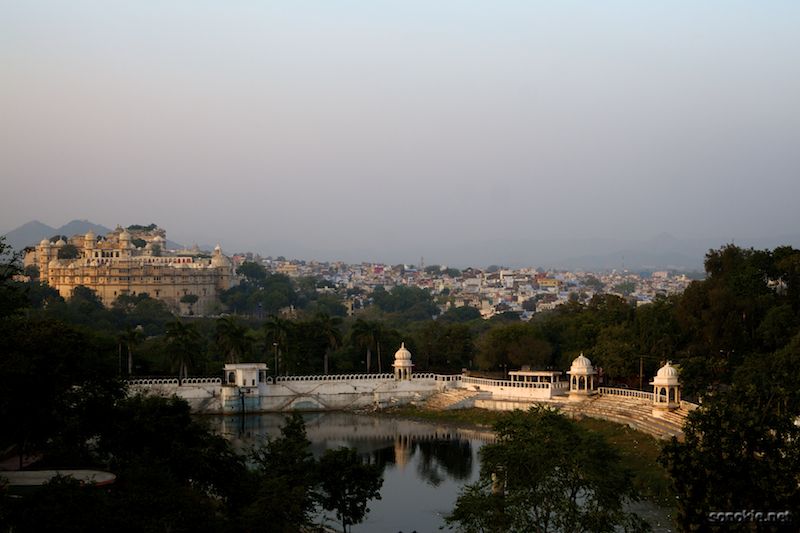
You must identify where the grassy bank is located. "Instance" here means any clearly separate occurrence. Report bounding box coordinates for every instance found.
[381,405,674,507]
[384,404,506,428]
[572,416,674,506]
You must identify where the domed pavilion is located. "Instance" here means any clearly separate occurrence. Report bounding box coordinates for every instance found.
[393,343,414,380]
[567,353,597,400]
[651,361,681,414]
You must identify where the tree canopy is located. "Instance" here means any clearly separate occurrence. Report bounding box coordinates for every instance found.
[446,407,649,533]
[660,332,800,531]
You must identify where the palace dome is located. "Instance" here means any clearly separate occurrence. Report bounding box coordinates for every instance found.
[652,362,680,386]
[55,239,66,246]
[211,245,231,268]
[40,239,50,247]
[572,353,592,368]
[568,353,596,375]
[393,342,414,377]
[394,342,412,361]
[656,362,678,378]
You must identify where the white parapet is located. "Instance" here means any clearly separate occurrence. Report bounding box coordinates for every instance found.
[456,375,568,401]
[126,372,455,413]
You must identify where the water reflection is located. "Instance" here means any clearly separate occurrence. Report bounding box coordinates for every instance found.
[203,413,673,532]
[360,437,474,487]
[414,439,473,486]
[205,411,483,478]
[204,412,491,532]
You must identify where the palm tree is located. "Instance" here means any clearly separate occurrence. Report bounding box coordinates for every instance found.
[165,320,201,384]
[315,312,342,375]
[373,322,387,374]
[215,316,252,363]
[374,324,400,374]
[351,319,382,373]
[119,325,144,375]
[263,315,293,375]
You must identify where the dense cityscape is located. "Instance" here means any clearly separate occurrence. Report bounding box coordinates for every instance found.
[251,254,694,319]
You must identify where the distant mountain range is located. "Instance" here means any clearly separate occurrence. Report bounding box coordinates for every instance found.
[2,220,182,251]
[3,220,113,250]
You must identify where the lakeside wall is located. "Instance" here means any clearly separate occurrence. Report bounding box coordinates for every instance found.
[128,374,451,413]
[127,373,695,440]
[127,372,573,414]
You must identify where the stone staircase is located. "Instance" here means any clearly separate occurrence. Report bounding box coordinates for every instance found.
[659,407,691,428]
[421,386,690,440]
[424,389,486,411]
[569,395,685,439]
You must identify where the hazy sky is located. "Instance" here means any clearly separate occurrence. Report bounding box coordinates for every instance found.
[2,1,799,264]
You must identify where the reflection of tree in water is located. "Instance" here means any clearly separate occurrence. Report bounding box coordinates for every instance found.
[369,444,397,469]
[366,437,474,486]
[414,439,473,487]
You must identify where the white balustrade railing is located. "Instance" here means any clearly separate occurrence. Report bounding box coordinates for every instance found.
[273,372,460,383]
[275,373,393,383]
[460,375,561,390]
[433,374,463,382]
[127,377,222,386]
[182,377,223,385]
[598,387,654,401]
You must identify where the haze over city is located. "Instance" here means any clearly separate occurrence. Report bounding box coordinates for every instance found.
[3,1,799,266]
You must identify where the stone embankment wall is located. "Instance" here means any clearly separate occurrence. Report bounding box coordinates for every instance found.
[472,388,695,440]
[263,373,444,411]
[128,374,451,414]
[128,374,696,440]
[129,377,226,412]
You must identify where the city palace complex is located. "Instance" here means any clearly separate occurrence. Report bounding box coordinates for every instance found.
[25,225,238,315]
[22,224,692,318]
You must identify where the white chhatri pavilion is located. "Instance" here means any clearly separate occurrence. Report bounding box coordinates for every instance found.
[567,353,597,400]
[393,342,414,380]
[651,361,681,414]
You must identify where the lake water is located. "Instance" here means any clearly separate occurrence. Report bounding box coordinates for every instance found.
[206,412,675,532]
